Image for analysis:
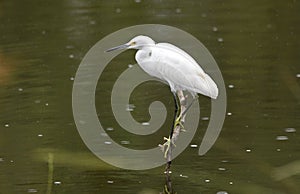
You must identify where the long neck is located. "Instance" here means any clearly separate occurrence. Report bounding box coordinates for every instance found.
[135,48,152,64]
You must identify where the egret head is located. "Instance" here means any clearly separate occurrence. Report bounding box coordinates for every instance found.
[106,35,155,52]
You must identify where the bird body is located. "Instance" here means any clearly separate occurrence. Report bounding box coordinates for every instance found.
[135,42,218,99]
[106,35,218,99]
[106,35,219,166]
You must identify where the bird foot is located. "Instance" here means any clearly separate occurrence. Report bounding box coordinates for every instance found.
[159,136,176,158]
[174,116,185,129]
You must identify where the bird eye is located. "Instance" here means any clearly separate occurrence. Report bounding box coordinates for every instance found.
[130,42,136,46]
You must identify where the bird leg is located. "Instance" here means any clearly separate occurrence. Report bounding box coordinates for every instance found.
[159,91,179,163]
[173,91,197,132]
[172,91,181,131]
[161,91,188,173]
[160,92,179,158]
[161,92,197,172]
[174,90,187,131]
[174,94,197,131]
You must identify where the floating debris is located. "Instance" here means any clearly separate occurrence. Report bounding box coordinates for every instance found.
[89,20,96,25]
[284,128,296,133]
[142,122,150,126]
[276,148,281,152]
[27,188,38,193]
[54,181,61,185]
[296,74,300,78]
[217,37,224,42]
[175,8,182,13]
[104,141,112,145]
[79,120,86,125]
[34,100,41,104]
[201,117,209,121]
[106,127,114,131]
[115,8,121,13]
[212,26,218,32]
[45,103,49,106]
[135,0,141,3]
[18,88,23,92]
[276,136,288,141]
[121,140,130,145]
[128,64,134,68]
[69,54,74,59]
[204,179,210,183]
[107,180,114,184]
[218,167,226,171]
[70,77,74,81]
[66,45,74,49]
[227,112,232,116]
[4,123,9,128]
[190,144,198,148]
[0,158,4,162]
[38,134,43,137]
[217,191,228,194]
[245,149,252,153]
[228,84,234,88]
[179,174,188,178]
[229,181,233,185]
[126,104,135,112]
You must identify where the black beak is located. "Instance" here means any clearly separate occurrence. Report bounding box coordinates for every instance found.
[106,44,129,52]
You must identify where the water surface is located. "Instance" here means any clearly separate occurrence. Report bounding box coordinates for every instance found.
[1,1,300,193]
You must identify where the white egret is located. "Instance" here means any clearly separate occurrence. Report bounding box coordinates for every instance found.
[106,35,218,163]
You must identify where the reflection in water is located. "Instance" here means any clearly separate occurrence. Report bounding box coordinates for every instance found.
[161,172,176,194]
[46,153,54,194]
[0,53,14,85]
[1,0,300,193]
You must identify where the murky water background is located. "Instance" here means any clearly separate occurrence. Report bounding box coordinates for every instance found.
[1,1,300,193]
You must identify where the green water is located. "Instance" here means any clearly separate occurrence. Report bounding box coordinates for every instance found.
[1,1,300,193]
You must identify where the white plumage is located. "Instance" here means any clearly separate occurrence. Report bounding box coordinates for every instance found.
[107,35,218,99]
[107,35,219,164]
